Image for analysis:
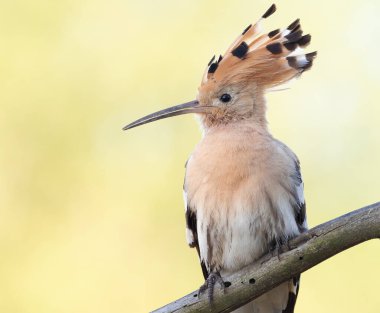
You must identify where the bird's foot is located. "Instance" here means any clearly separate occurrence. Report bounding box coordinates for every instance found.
[198,271,225,303]
[271,244,284,261]
[261,239,292,264]
[269,238,291,261]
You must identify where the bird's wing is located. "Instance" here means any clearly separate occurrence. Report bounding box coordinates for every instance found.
[283,159,306,313]
[274,139,308,234]
[292,158,307,232]
[185,204,209,280]
[183,161,209,280]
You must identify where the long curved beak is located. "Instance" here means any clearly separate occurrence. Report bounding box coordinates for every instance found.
[123,100,207,130]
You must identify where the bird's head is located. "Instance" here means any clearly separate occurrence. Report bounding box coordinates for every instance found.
[123,4,316,132]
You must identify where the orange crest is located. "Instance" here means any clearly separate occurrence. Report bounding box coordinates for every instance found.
[199,4,316,95]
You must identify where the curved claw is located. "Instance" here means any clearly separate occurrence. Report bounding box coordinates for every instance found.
[198,272,225,303]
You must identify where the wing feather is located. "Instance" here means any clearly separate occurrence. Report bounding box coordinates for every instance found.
[283,160,306,313]
[185,205,208,279]
[184,160,209,280]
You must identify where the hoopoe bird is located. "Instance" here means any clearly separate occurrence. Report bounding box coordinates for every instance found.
[124,4,315,313]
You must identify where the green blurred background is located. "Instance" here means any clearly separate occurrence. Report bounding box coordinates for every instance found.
[1,0,379,312]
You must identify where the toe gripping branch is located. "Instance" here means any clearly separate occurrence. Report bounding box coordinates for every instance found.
[198,272,226,303]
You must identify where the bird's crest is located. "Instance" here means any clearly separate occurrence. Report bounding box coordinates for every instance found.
[200,4,316,93]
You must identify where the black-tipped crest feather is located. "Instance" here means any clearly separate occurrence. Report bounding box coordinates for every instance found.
[266,42,282,54]
[268,29,280,38]
[242,24,252,35]
[284,42,297,51]
[298,34,311,47]
[285,30,303,43]
[287,19,300,30]
[262,4,276,18]
[306,51,317,61]
[208,62,218,73]
[232,41,249,58]
[208,55,215,66]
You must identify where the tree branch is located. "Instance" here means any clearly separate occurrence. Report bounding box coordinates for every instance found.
[152,202,380,313]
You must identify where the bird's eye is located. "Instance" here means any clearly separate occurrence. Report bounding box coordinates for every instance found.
[220,93,232,103]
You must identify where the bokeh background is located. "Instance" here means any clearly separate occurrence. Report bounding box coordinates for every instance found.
[1,0,379,312]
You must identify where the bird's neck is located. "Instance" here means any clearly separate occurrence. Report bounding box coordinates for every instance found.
[199,113,269,137]
[199,118,271,144]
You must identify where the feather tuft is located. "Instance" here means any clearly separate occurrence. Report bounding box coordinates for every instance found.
[200,5,316,91]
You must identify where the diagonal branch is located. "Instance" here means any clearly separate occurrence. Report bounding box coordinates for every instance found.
[152,202,380,313]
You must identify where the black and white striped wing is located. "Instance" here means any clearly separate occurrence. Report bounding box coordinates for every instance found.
[283,159,307,313]
[183,160,209,280]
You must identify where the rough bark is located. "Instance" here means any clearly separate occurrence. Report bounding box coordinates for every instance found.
[152,202,380,313]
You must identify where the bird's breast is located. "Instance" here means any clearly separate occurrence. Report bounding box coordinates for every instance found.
[185,124,300,272]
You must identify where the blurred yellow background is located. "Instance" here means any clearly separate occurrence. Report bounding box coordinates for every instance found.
[1,0,379,312]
